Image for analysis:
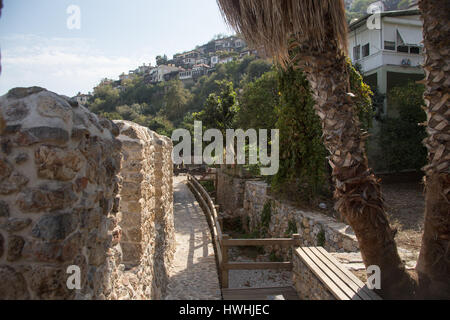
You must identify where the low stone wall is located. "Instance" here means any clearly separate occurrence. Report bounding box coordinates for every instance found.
[244,181,359,254]
[216,168,246,218]
[0,88,174,300]
[292,249,335,300]
[111,120,175,300]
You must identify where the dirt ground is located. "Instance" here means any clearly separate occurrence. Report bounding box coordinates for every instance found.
[380,172,425,257]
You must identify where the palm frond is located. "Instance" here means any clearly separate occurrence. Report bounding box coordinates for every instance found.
[216,0,348,66]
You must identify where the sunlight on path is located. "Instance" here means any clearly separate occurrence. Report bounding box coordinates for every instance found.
[164,176,222,300]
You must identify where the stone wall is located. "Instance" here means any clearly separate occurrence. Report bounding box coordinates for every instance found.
[111,120,175,300]
[0,88,174,300]
[292,249,335,300]
[216,168,246,220]
[243,181,359,254]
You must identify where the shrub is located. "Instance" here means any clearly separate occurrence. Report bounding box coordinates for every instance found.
[260,201,272,237]
[316,229,326,247]
[376,81,427,172]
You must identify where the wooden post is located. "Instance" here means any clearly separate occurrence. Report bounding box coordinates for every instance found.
[221,234,230,288]
[218,216,224,231]
[292,234,301,247]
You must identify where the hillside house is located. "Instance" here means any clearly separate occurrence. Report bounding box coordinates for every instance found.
[211,55,219,67]
[219,56,235,64]
[179,70,193,81]
[148,65,181,83]
[348,9,424,116]
[215,36,246,52]
[73,92,91,105]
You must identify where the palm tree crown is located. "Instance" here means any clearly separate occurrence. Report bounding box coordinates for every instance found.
[216,0,349,65]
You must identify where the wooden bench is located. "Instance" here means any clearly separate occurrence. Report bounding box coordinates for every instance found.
[296,247,382,300]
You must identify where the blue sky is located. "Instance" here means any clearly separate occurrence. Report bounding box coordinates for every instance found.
[0,0,232,96]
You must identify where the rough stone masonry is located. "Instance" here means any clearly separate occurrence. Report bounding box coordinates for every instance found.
[0,87,174,300]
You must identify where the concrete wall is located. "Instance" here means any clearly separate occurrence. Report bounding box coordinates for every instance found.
[0,88,174,300]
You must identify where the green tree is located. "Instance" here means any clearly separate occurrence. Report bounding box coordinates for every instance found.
[156,54,168,66]
[272,67,328,202]
[89,84,120,113]
[376,81,427,172]
[350,0,374,13]
[384,0,402,10]
[194,80,238,133]
[246,59,273,82]
[236,71,278,130]
[160,80,193,123]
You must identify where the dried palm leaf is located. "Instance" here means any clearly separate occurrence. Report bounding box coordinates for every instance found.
[216,0,348,66]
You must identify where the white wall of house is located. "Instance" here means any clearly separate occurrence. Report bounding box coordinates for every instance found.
[348,13,424,74]
[211,56,219,66]
[179,70,193,80]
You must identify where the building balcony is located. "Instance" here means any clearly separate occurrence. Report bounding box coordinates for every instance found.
[355,50,424,74]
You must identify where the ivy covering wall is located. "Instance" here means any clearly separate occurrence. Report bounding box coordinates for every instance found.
[270,61,374,203]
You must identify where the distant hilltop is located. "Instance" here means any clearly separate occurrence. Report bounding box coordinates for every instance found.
[73,35,262,102]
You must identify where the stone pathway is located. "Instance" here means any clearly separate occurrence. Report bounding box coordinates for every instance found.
[164,176,222,300]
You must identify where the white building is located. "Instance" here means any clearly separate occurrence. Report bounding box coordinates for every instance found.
[149,65,180,83]
[211,55,219,67]
[74,93,91,105]
[179,70,193,81]
[219,56,235,65]
[348,9,424,115]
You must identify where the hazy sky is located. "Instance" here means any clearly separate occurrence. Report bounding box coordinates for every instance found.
[0,0,232,96]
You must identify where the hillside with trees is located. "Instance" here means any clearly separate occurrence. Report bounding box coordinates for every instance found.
[346,0,415,23]
[86,55,272,136]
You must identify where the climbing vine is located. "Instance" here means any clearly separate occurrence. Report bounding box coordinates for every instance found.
[271,60,374,203]
[260,200,272,237]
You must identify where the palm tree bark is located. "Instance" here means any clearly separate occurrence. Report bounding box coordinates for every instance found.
[292,40,416,299]
[416,0,450,299]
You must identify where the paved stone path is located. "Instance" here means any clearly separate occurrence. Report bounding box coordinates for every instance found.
[164,176,222,300]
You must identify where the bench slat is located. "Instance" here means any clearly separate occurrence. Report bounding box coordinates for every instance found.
[316,247,382,300]
[307,247,372,300]
[303,247,361,300]
[297,248,350,300]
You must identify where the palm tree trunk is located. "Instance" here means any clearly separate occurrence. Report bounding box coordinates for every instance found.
[416,0,450,299]
[293,42,416,299]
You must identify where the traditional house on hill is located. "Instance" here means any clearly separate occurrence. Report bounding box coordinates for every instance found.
[147,65,181,83]
[119,73,135,81]
[73,92,91,105]
[174,50,202,67]
[211,55,220,67]
[179,70,193,81]
[192,64,210,78]
[239,49,259,58]
[219,56,235,64]
[135,63,153,75]
[214,36,247,52]
[100,78,113,86]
